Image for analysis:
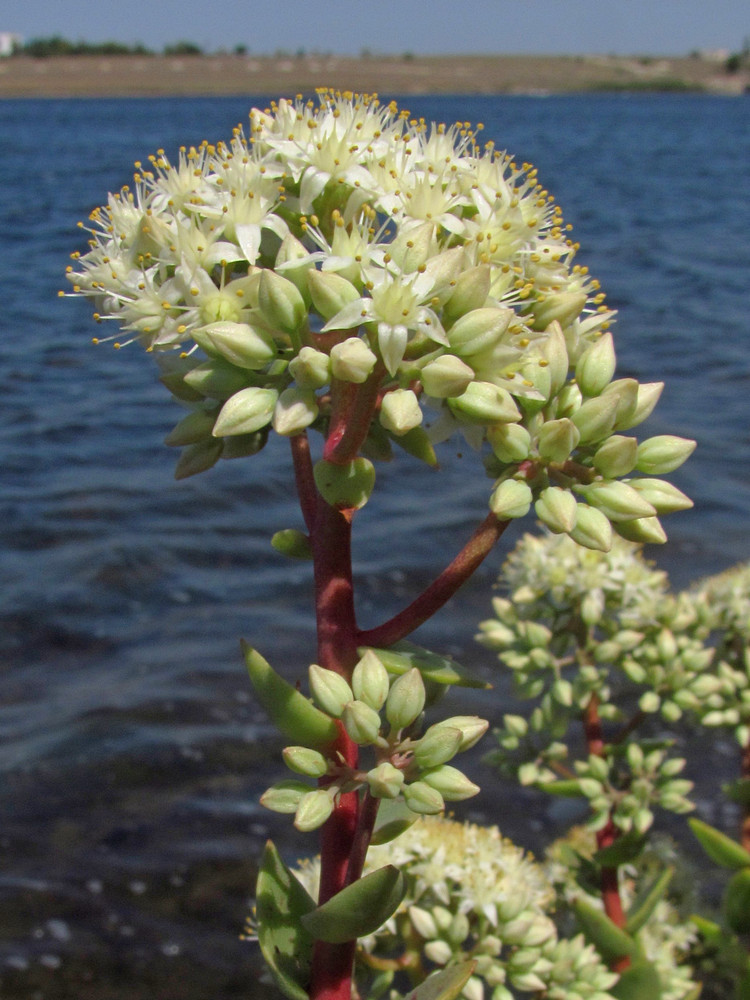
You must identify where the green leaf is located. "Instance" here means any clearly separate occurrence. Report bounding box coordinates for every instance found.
[301,865,406,943]
[689,818,750,870]
[594,831,648,868]
[725,868,750,934]
[689,914,723,948]
[360,640,491,690]
[625,866,674,935]
[370,798,420,845]
[389,425,439,467]
[537,779,585,797]
[724,778,750,807]
[313,457,376,511]
[242,642,338,749]
[398,961,477,1000]
[255,840,316,1000]
[573,897,641,965]
[610,959,662,1000]
[738,962,750,1000]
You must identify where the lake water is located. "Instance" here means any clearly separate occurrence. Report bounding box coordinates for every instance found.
[1,92,749,998]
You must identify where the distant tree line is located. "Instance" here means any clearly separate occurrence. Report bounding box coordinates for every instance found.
[9,36,254,58]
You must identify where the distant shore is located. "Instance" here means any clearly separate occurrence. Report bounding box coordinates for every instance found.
[1,52,748,99]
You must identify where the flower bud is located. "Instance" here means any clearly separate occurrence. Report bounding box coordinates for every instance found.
[260,779,311,814]
[603,378,640,429]
[213,386,278,436]
[164,407,217,446]
[403,780,444,815]
[408,905,439,940]
[570,394,618,444]
[635,435,697,474]
[449,382,521,425]
[314,458,376,511]
[414,726,463,768]
[429,716,489,751]
[289,346,331,388]
[616,381,663,430]
[386,668,426,731]
[529,290,587,331]
[174,439,223,479]
[575,333,616,397]
[271,528,313,559]
[307,269,360,320]
[582,588,605,626]
[535,486,578,533]
[258,269,306,335]
[366,761,404,798]
[487,422,532,463]
[330,337,377,383]
[627,478,693,514]
[342,699,382,745]
[275,234,314,302]
[273,386,319,436]
[537,418,580,463]
[421,765,480,801]
[490,479,532,520]
[308,664,354,717]
[615,516,667,544]
[183,359,249,399]
[578,480,656,521]
[593,435,638,478]
[389,221,437,273]
[539,321,570,397]
[554,381,583,417]
[447,307,513,357]
[283,745,329,777]
[419,354,475,398]
[443,265,491,321]
[424,939,453,965]
[294,788,335,831]
[568,503,613,552]
[192,321,276,370]
[380,388,423,436]
[352,650,390,711]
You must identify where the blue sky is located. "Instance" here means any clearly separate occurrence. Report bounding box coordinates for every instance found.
[5,0,748,55]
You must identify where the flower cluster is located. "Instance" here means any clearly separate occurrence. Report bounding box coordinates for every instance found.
[66,90,692,537]
[260,649,487,831]
[294,816,618,1000]
[477,533,710,832]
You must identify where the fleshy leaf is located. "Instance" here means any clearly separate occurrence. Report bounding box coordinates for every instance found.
[242,642,338,749]
[573,897,641,965]
[398,961,477,1000]
[725,868,750,934]
[537,779,585,798]
[594,831,647,867]
[625,866,674,935]
[688,817,750,870]
[360,640,490,690]
[301,865,406,943]
[370,798,420,845]
[255,840,316,1000]
[389,426,439,467]
[610,959,663,1000]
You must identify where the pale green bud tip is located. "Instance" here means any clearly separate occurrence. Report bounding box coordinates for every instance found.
[379,388,423,437]
[419,354,474,398]
[447,306,513,357]
[288,346,330,388]
[330,337,377,383]
[635,435,697,474]
[191,321,275,370]
[414,726,463,768]
[535,486,577,533]
[431,715,489,751]
[421,764,480,801]
[490,479,532,520]
[294,788,334,831]
[260,779,312,814]
[578,480,656,522]
[487,422,531,463]
[258,268,306,334]
[385,667,426,731]
[366,761,405,798]
[575,332,616,397]
[449,381,521,425]
[308,664,354,717]
[272,386,319,436]
[283,745,329,777]
[403,780,444,815]
[568,503,612,551]
[408,905,439,940]
[164,407,217,447]
[351,650,390,710]
[537,418,580,463]
[213,386,278,437]
[342,699,383,745]
[443,265,491,320]
[307,269,359,320]
[593,434,638,478]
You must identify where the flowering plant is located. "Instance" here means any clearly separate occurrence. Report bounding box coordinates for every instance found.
[66,90,694,1000]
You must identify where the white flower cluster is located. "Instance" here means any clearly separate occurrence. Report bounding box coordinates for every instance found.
[294,815,618,1000]
[66,90,692,537]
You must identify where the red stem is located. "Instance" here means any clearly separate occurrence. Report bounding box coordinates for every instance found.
[291,432,317,534]
[357,512,510,649]
[324,368,384,465]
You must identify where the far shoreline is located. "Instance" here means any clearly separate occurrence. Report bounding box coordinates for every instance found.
[0,52,747,99]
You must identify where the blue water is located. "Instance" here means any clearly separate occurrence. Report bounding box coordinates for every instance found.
[1,93,749,996]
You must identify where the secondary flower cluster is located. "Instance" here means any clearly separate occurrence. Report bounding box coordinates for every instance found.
[293,816,618,1000]
[477,533,710,832]
[260,649,487,831]
[66,89,692,540]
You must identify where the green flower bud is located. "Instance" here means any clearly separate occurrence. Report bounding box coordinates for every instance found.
[593,435,638,478]
[616,381,664,430]
[537,418,580,463]
[529,290,587,331]
[487,422,532,463]
[213,386,278,436]
[352,650,390,711]
[275,234,314,301]
[568,503,612,551]
[414,726,463,769]
[446,912,471,947]
[258,269,306,335]
[313,457,376,510]
[271,528,313,559]
[289,346,331,388]
[535,486,578,533]
[639,691,661,713]
[307,269,360,320]
[173,439,223,479]
[419,354,475,398]
[192,320,276,370]
[389,221,437,273]
[294,788,335,831]
[575,332,616,397]
[554,381,583,417]
[443,265,491,321]
[490,479,532,520]
[428,715,489,751]
[164,407,217,446]
[272,386,319,436]
[570,394,618,444]
[582,588,604,625]
[449,381,521,424]
[366,761,404,798]
[183,358,249,399]
[408,905,439,940]
[330,337,377,383]
[424,939,453,965]
[603,377,640,429]
[552,678,574,706]
[627,477,694,514]
[615,516,667,544]
[421,765,480,801]
[403,780,444,815]
[577,481,656,521]
[342,699,382,745]
[447,307,513,357]
[379,388,423,436]
[283,745,329,777]
[539,321,570,397]
[308,664,354,717]
[635,435,697,474]
[260,779,312,814]
[386,668,426,731]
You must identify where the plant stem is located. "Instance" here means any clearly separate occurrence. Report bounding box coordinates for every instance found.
[742,734,750,854]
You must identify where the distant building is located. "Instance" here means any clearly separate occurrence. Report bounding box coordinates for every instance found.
[0,32,22,56]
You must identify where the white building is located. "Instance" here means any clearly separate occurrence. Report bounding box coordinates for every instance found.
[0,32,22,57]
